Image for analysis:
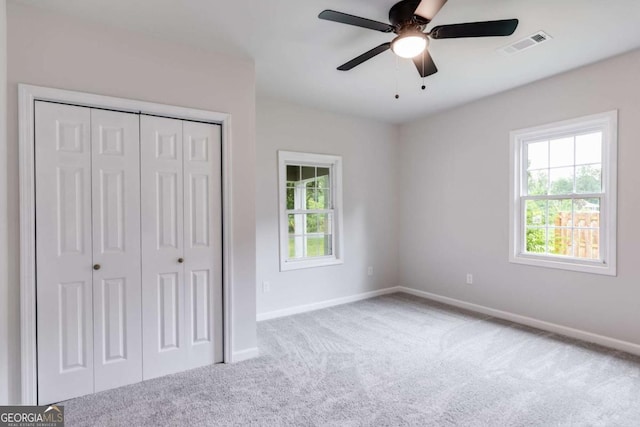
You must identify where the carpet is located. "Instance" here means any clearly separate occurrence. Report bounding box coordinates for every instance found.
[61,293,640,426]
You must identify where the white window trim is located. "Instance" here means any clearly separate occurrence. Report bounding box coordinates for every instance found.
[509,110,618,276]
[278,150,344,271]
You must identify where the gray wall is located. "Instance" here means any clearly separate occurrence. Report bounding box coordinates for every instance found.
[399,48,640,346]
[256,97,399,316]
[4,2,257,403]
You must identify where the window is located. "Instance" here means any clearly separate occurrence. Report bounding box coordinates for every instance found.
[509,111,617,275]
[278,151,344,271]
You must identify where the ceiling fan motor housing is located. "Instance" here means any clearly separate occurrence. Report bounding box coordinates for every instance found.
[389,0,430,27]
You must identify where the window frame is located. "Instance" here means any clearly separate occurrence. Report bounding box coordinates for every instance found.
[509,111,618,276]
[278,150,344,271]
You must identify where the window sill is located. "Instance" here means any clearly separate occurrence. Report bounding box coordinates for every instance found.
[280,257,344,272]
[509,253,616,276]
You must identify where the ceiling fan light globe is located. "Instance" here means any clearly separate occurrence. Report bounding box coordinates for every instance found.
[392,34,427,59]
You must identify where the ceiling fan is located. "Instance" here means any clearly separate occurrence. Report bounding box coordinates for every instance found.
[319,0,519,78]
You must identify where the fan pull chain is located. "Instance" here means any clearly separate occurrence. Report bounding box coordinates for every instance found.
[421,51,426,91]
[394,55,400,99]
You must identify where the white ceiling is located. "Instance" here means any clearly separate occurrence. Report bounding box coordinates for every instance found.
[16,0,640,123]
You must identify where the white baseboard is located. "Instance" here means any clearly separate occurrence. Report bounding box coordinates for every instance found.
[397,286,640,357]
[256,287,400,321]
[231,347,260,363]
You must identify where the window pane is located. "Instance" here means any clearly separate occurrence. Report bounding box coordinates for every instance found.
[301,166,315,181]
[548,199,572,226]
[317,189,331,209]
[525,227,546,253]
[575,132,602,165]
[288,214,304,234]
[288,214,294,233]
[574,228,599,260]
[305,213,333,234]
[288,236,304,259]
[527,170,548,196]
[306,214,319,233]
[287,213,334,260]
[549,167,574,195]
[306,235,332,257]
[286,165,300,185]
[306,189,317,209]
[548,227,572,256]
[526,200,547,226]
[318,213,332,233]
[526,141,548,170]
[317,168,330,188]
[573,198,600,227]
[286,188,295,209]
[549,137,574,167]
[288,237,295,258]
[575,165,602,193]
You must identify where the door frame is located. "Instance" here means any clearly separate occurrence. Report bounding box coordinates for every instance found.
[18,84,235,405]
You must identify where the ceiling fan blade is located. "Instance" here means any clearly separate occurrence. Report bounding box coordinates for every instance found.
[412,49,438,77]
[337,43,391,71]
[414,0,448,22]
[319,10,394,33]
[430,19,519,39]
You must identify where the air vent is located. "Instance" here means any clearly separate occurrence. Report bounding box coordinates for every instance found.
[499,31,552,55]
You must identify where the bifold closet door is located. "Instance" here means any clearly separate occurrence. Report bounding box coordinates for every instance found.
[140,116,186,379]
[36,102,94,404]
[183,121,223,368]
[35,102,142,404]
[141,116,222,380]
[90,109,142,393]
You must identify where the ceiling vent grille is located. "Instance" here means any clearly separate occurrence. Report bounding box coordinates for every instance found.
[499,31,552,55]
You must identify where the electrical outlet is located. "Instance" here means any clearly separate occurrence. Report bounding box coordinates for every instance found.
[466,274,473,285]
[367,266,374,276]
[262,281,271,293]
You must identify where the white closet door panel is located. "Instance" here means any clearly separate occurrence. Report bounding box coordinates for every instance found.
[183,121,223,367]
[141,115,187,379]
[90,109,142,392]
[35,101,94,404]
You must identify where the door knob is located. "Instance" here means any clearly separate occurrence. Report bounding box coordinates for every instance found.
[93,264,101,270]
[178,258,184,264]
